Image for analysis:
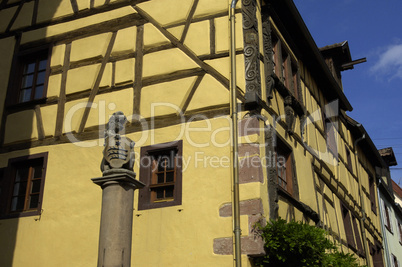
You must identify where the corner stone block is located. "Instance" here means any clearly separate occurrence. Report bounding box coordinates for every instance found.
[238,117,260,137]
[219,199,263,217]
[213,236,265,256]
[239,156,263,184]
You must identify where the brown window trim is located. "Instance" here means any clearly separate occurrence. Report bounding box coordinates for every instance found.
[6,44,51,108]
[0,152,48,219]
[393,254,399,267]
[369,240,385,267]
[341,202,356,249]
[323,112,337,157]
[271,31,303,105]
[351,214,364,254]
[275,137,295,197]
[345,146,353,172]
[138,140,183,210]
[384,202,393,233]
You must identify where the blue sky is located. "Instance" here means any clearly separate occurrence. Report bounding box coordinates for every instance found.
[294,0,402,185]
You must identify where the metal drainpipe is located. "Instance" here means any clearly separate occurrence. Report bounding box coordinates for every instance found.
[230,1,242,267]
[354,132,371,267]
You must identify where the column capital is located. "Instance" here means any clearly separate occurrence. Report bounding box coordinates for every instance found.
[92,170,144,189]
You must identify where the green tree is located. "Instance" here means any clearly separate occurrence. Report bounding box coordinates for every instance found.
[254,218,364,267]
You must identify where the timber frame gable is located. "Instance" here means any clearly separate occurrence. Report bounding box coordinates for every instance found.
[0,0,251,151]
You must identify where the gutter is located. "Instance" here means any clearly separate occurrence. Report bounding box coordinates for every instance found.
[230,1,242,266]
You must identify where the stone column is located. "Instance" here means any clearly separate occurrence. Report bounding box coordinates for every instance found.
[92,169,144,267]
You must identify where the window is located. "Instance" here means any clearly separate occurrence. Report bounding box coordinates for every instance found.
[384,202,392,232]
[352,214,364,253]
[393,254,399,267]
[341,203,356,248]
[324,114,337,156]
[398,222,402,244]
[272,34,279,74]
[271,32,301,102]
[0,168,5,213]
[370,240,385,267]
[282,50,289,87]
[369,175,377,213]
[0,152,48,218]
[345,146,353,172]
[291,63,299,98]
[8,48,50,105]
[138,140,183,210]
[275,139,293,195]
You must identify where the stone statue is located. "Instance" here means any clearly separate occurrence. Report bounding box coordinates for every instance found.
[101,111,135,172]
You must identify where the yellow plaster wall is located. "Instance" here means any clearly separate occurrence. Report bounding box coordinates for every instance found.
[37,0,74,23]
[186,74,229,111]
[0,115,253,266]
[65,63,111,95]
[295,152,317,211]
[86,89,133,129]
[112,26,137,56]
[140,77,196,118]
[204,54,246,92]
[184,20,210,56]
[0,144,102,267]
[137,0,193,26]
[143,23,170,47]
[143,48,198,78]
[75,0,90,11]
[115,58,135,85]
[70,33,113,62]
[23,7,136,44]
[40,105,58,137]
[0,7,17,33]
[129,118,243,266]
[214,14,243,53]
[10,1,34,31]
[167,25,185,40]
[50,44,66,69]
[194,0,233,18]
[0,37,15,127]
[4,110,38,144]
[63,99,87,133]
[47,74,62,98]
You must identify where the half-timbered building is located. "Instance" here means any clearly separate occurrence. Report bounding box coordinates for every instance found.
[0,0,392,266]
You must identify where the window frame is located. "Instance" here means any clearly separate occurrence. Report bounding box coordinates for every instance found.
[384,202,393,233]
[0,152,48,219]
[138,140,183,210]
[341,202,356,249]
[370,240,385,267]
[351,214,364,254]
[369,174,377,214]
[7,45,51,107]
[323,113,337,156]
[271,30,302,103]
[275,138,294,196]
[345,146,353,172]
[393,254,399,267]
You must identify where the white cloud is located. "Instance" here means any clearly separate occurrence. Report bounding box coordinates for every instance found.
[370,44,402,81]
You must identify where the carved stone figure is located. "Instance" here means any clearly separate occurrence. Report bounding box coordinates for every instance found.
[101,111,135,172]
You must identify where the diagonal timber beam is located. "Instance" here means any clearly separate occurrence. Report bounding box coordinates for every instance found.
[78,31,117,133]
[132,6,245,102]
